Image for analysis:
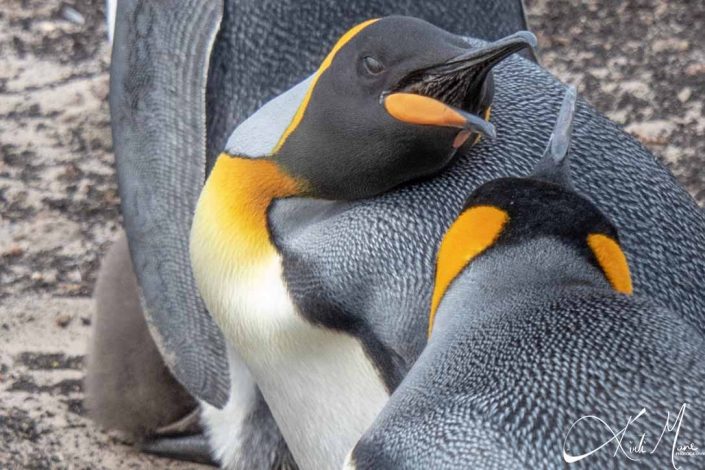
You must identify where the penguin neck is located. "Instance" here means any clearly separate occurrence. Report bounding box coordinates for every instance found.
[192,152,304,265]
[433,237,611,333]
[475,237,610,294]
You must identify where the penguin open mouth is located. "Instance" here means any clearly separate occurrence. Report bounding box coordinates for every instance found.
[384,31,536,139]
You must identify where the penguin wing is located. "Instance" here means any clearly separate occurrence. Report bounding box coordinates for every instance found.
[110,0,230,408]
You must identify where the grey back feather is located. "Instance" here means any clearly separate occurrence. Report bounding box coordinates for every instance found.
[350,241,705,468]
[273,55,705,388]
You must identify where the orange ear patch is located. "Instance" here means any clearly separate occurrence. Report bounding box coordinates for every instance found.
[428,205,509,336]
[587,233,633,295]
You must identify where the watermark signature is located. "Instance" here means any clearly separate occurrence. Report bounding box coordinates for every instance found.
[563,403,703,469]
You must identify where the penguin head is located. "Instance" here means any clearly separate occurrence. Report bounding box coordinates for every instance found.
[428,86,633,333]
[270,16,536,199]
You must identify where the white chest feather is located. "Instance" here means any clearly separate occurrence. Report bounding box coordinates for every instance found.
[197,248,388,469]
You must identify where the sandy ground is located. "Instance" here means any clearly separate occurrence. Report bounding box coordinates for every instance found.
[0,0,703,468]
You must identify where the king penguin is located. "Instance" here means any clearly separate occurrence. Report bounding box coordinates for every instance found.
[347,88,705,469]
[86,231,198,440]
[190,16,534,470]
[106,1,705,469]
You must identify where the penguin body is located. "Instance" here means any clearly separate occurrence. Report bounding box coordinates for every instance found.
[347,90,705,469]
[86,231,197,439]
[270,49,705,400]
[191,17,530,470]
[351,251,705,469]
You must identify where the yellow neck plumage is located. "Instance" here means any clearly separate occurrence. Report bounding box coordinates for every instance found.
[193,19,382,258]
[191,153,305,265]
[428,205,509,336]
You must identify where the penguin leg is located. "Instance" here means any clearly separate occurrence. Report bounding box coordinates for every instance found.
[141,408,219,466]
[140,366,297,469]
[85,230,198,439]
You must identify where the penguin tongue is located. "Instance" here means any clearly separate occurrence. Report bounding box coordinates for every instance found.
[453,130,473,149]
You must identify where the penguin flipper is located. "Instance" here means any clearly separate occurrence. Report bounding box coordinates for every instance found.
[86,231,197,439]
[110,0,230,407]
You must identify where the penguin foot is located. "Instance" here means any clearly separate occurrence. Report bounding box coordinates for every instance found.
[154,407,202,436]
[140,433,216,466]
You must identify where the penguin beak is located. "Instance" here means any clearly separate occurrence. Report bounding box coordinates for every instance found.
[384,93,496,143]
[384,31,536,142]
[422,31,537,79]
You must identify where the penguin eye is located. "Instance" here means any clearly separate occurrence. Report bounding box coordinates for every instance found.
[362,56,385,75]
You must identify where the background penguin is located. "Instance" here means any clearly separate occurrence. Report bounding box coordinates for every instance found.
[100,3,534,468]
[347,89,705,469]
[190,16,533,470]
[86,231,197,440]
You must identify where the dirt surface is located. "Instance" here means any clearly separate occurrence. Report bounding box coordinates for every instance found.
[528,0,705,202]
[0,0,703,468]
[0,296,200,469]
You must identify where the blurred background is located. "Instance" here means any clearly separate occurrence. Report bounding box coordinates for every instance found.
[0,0,703,467]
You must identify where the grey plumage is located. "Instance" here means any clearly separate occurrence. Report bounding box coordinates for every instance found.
[105,2,533,468]
[351,241,705,469]
[111,0,534,411]
[229,390,299,470]
[110,0,229,408]
[347,90,705,467]
[109,3,299,467]
[85,231,196,439]
[272,56,705,389]
[106,0,705,468]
